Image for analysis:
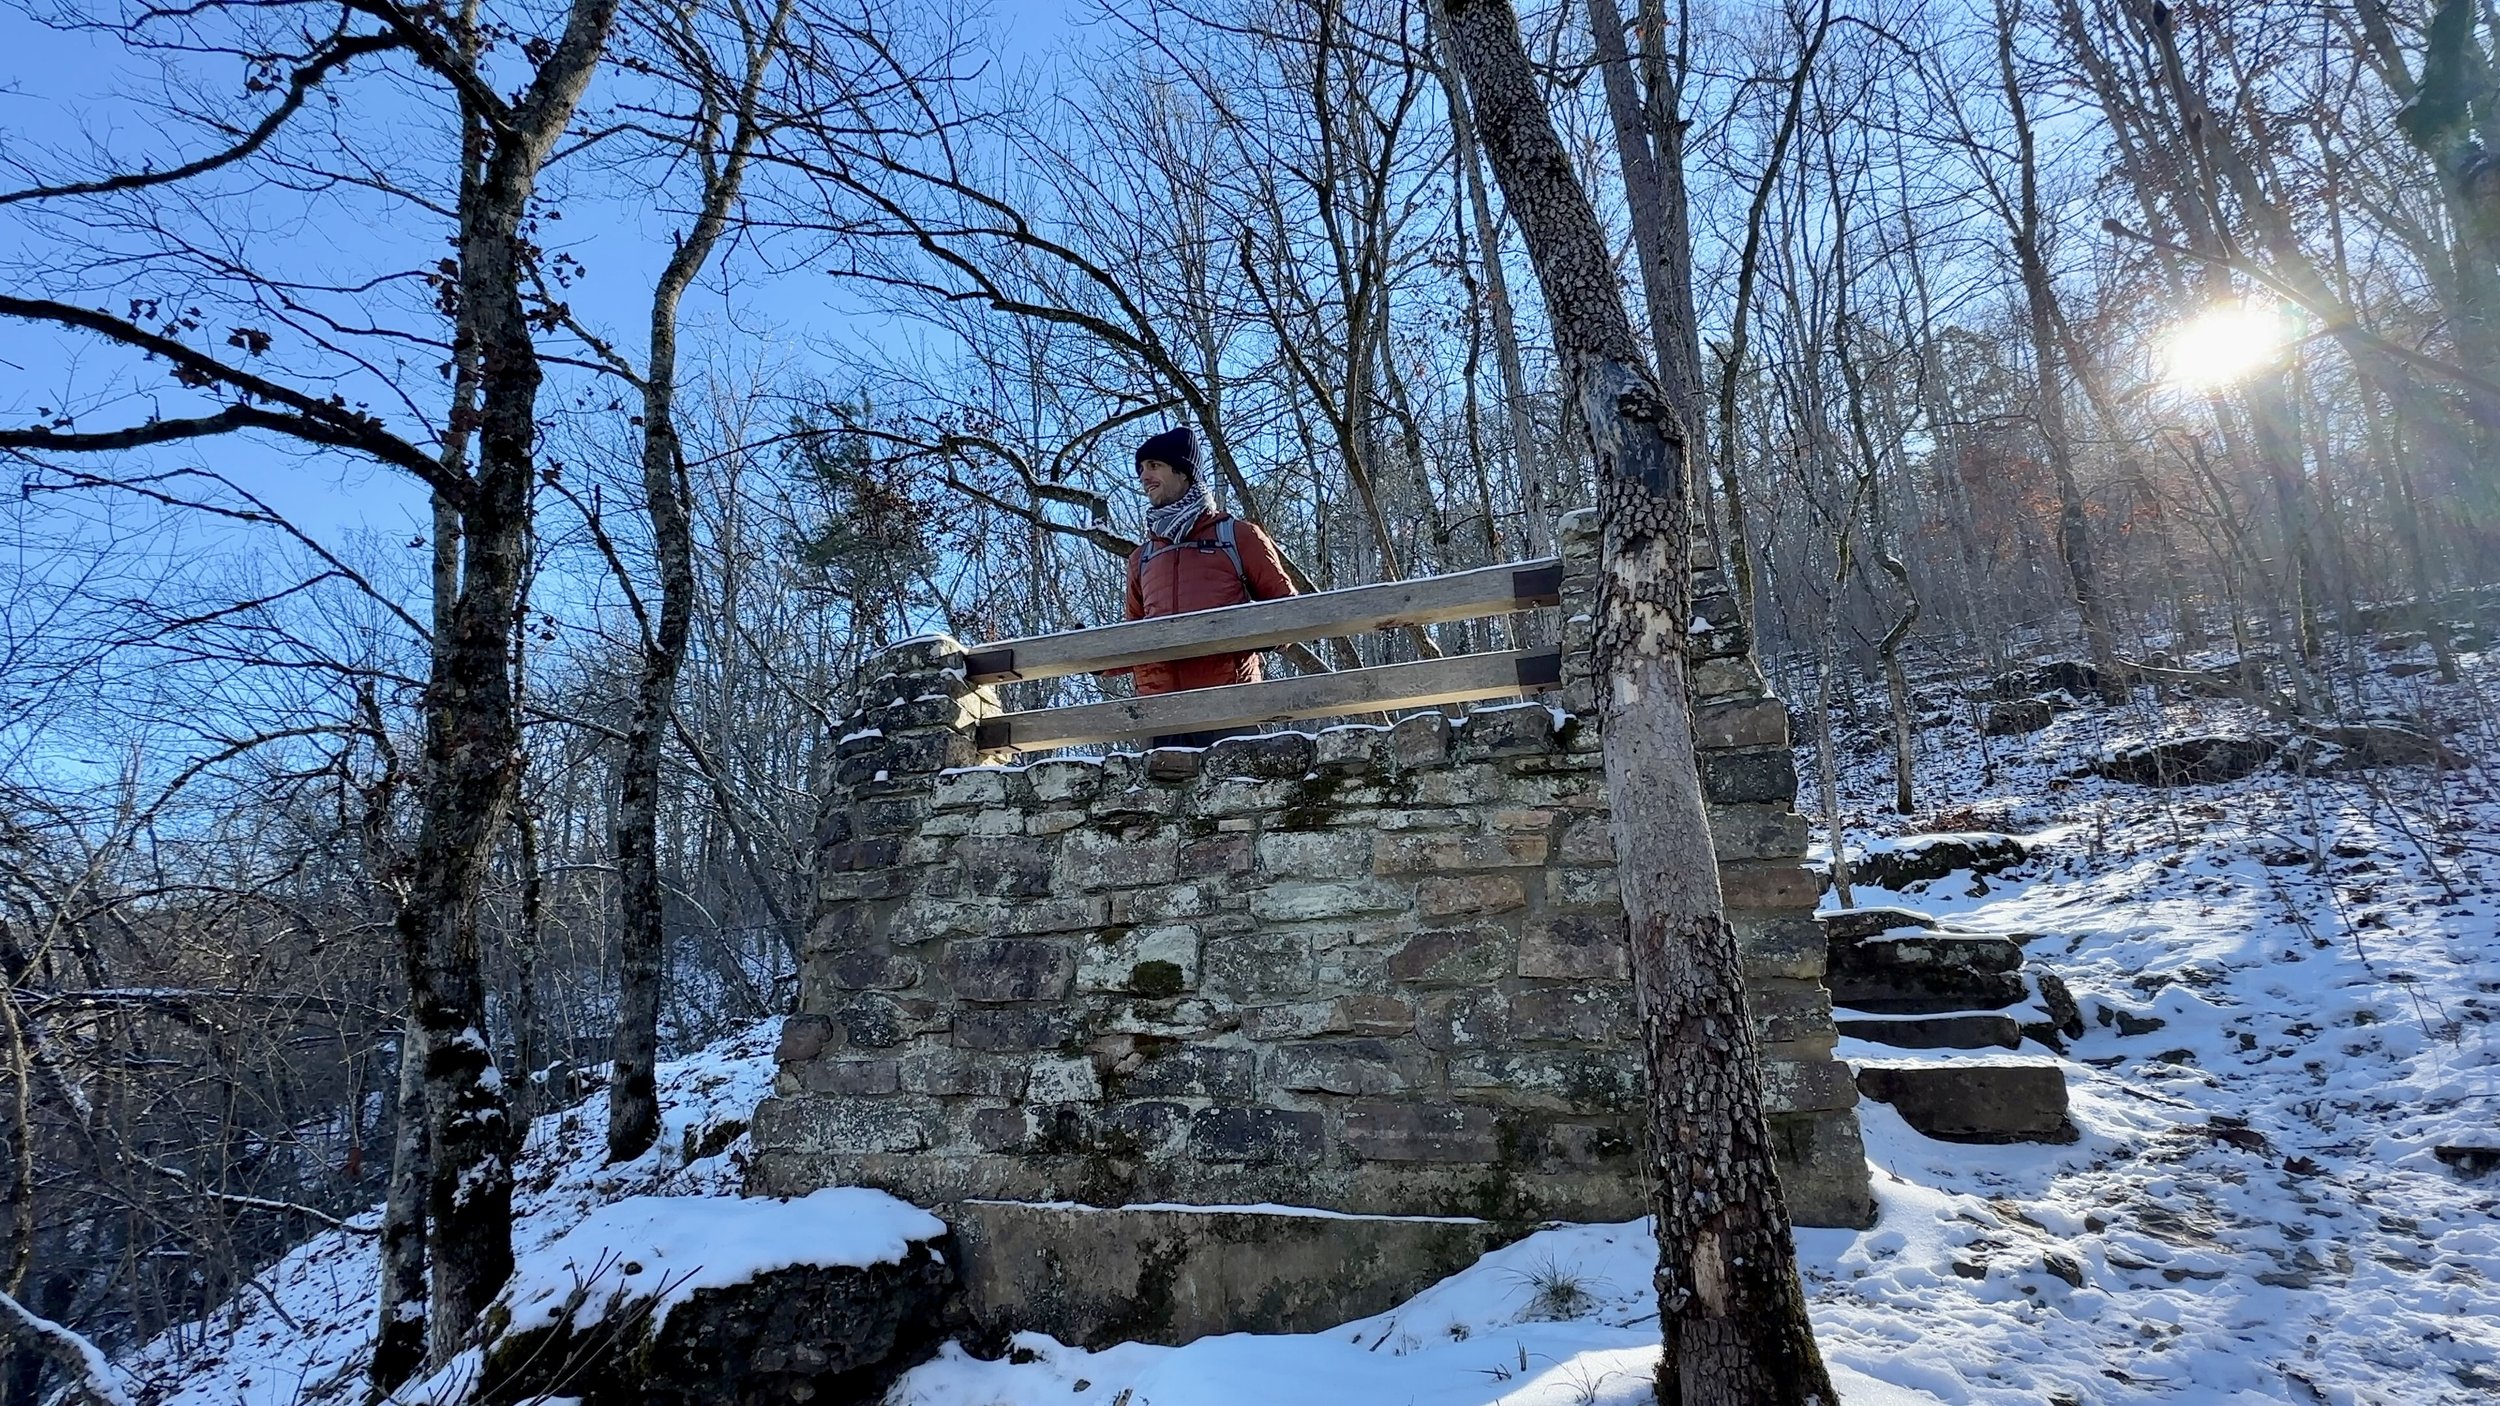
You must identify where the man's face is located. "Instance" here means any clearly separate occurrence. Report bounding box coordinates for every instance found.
[1138,458,1190,508]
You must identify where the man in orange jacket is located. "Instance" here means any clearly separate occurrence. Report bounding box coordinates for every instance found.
[1124,426,1296,747]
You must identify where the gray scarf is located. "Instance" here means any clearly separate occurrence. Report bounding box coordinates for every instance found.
[1145,482,1215,545]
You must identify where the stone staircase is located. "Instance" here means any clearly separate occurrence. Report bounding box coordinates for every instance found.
[1819,906,2077,1144]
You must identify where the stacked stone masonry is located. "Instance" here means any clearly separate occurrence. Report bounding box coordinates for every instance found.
[752,510,1876,1228]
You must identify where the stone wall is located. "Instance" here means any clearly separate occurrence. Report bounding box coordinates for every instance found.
[751,511,1874,1228]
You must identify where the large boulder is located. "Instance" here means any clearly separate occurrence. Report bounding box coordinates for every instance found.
[947,1202,1526,1349]
[479,1189,956,1406]
[2093,734,2278,786]
[1850,832,2028,891]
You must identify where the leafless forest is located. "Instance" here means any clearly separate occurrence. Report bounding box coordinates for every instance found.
[1,0,2493,1395]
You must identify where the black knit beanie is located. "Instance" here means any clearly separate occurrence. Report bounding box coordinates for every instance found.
[1136,426,1199,479]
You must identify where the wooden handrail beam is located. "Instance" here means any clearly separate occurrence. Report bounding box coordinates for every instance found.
[964,558,1563,686]
[974,649,1564,752]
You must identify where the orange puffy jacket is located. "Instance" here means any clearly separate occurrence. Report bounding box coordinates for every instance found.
[1123,513,1297,695]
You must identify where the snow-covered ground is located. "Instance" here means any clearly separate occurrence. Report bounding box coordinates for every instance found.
[121,652,2500,1406]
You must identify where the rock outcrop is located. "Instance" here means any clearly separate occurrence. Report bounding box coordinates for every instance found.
[2094,734,2279,786]
[1854,1061,2077,1144]
[478,1190,956,1406]
[1849,832,2028,891]
[1981,699,2055,736]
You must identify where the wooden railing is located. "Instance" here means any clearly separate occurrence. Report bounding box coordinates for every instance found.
[966,558,1567,751]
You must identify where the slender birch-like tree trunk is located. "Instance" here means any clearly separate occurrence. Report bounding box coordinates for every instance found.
[1425,1,1549,556]
[1440,2,1837,1401]
[1996,0,2124,701]
[369,1018,429,1395]
[1585,0,1706,482]
[610,0,793,1165]
[1710,0,1832,632]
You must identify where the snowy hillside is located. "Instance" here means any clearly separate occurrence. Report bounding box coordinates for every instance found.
[118,1024,782,1406]
[122,660,2500,1406]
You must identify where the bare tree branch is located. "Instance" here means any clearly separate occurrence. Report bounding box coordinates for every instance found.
[0,30,404,208]
[0,297,459,498]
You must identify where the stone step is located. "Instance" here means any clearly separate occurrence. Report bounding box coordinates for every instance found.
[1836,1013,2024,1050]
[947,1201,1527,1350]
[1819,909,2027,1015]
[1817,905,1938,942]
[1853,1059,2075,1144]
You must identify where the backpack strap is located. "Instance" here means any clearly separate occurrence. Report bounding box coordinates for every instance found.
[1136,518,1252,594]
[1214,518,1247,591]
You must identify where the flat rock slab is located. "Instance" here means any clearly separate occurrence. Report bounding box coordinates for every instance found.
[948,1201,1525,1349]
[1854,1061,2076,1144]
[1838,1013,2024,1051]
[1823,916,2026,1015]
[1816,906,1938,943]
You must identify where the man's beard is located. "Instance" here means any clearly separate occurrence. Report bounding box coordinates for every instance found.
[1145,481,1215,543]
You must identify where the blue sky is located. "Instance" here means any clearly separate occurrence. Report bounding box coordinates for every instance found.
[0,0,1086,551]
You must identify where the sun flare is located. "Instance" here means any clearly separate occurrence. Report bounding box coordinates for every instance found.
[2162,300,2299,389]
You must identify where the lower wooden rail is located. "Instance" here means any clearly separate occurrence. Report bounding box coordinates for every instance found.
[973,648,1564,752]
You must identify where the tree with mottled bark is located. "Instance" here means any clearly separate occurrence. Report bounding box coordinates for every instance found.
[1438,1,1839,1402]
[1584,0,1710,522]
[1423,0,1549,558]
[379,0,624,1364]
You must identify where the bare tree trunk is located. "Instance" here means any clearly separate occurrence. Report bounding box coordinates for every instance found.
[2359,376,2459,681]
[1837,322,1919,817]
[1586,0,1710,524]
[368,1018,428,1397]
[1440,3,1837,1400]
[1878,623,1914,814]
[1710,0,1832,632]
[375,251,474,1391]
[1814,632,1856,909]
[610,0,792,1164]
[1997,0,2123,701]
[510,802,545,1133]
[2355,0,2500,423]
[1446,184,1505,586]
[0,8,614,1366]
[402,0,624,1361]
[1427,1,1548,554]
